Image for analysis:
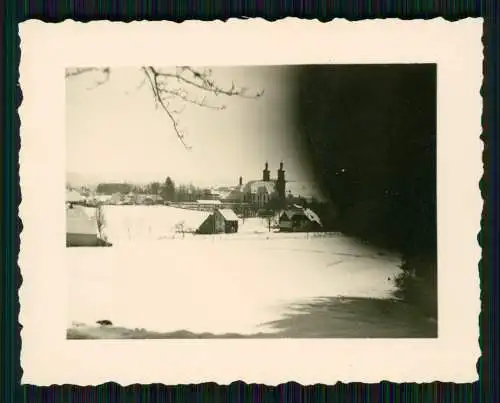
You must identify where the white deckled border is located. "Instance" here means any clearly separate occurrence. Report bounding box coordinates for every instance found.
[19,18,482,385]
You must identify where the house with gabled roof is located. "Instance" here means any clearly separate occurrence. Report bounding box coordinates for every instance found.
[196,208,239,234]
[279,204,323,232]
[66,204,99,246]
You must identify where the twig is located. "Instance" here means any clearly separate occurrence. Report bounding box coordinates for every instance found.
[149,66,264,99]
[66,65,265,149]
[65,67,100,78]
[66,67,111,90]
[87,68,111,90]
[142,67,192,149]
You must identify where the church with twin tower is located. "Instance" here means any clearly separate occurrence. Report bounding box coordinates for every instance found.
[262,161,286,202]
[233,161,287,208]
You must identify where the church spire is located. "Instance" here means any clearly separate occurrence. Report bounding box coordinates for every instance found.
[276,161,286,201]
[262,161,270,181]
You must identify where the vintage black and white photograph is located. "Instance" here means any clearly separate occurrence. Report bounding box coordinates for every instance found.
[65,63,438,339]
[20,19,482,384]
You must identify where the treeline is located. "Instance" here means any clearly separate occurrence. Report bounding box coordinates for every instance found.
[96,178,214,202]
[96,183,135,195]
[294,64,437,260]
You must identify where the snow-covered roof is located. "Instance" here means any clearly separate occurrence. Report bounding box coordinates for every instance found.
[94,194,112,202]
[281,206,322,226]
[176,211,211,231]
[304,208,322,226]
[281,205,304,220]
[216,190,232,200]
[196,200,222,205]
[144,194,163,201]
[217,209,238,221]
[239,180,325,200]
[243,180,276,195]
[222,187,244,200]
[66,190,85,203]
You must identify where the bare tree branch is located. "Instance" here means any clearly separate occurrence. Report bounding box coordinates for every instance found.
[149,66,264,99]
[161,88,225,110]
[124,76,147,95]
[66,67,111,90]
[87,68,111,90]
[142,67,192,150]
[65,68,99,78]
[66,66,265,149]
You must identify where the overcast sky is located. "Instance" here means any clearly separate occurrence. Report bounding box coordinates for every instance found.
[66,66,314,187]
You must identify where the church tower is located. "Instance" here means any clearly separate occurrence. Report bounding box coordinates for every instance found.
[276,161,286,202]
[262,161,270,182]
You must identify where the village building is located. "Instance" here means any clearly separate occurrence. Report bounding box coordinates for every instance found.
[218,209,239,233]
[222,162,287,209]
[222,162,327,212]
[94,194,113,205]
[153,195,164,205]
[143,196,154,205]
[208,190,223,200]
[278,205,323,232]
[122,192,137,205]
[196,208,239,234]
[141,194,164,205]
[213,186,233,200]
[78,186,91,197]
[195,199,222,211]
[110,192,122,205]
[242,180,277,208]
[66,189,86,205]
[135,194,147,205]
[197,188,222,201]
[66,204,100,246]
[223,176,245,203]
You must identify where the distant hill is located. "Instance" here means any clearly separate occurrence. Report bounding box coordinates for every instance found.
[66,172,101,188]
[66,172,146,189]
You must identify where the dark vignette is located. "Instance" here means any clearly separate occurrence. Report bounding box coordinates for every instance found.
[3,2,495,403]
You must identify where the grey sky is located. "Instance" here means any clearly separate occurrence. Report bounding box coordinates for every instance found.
[66,66,313,187]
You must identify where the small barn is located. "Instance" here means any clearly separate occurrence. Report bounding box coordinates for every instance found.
[279,205,323,232]
[66,205,99,246]
[218,209,239,233]
[196,208,239,234]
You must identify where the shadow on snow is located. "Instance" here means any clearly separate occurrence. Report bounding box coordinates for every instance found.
[67,296,437,340]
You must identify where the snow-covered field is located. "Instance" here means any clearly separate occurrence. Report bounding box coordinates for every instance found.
[69,206,436,338]
[85,205,283,243]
